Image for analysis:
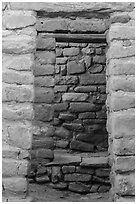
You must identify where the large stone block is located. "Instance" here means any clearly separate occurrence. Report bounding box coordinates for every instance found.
[53,103,68,112]
[2,35,36,54]
[2,103,33,120]
[108,25,135,41]
[3,120,32,150]
[55,76,78,85]
[36,149,54,159]
[81,156,108,167]
[33,63,54,76]
[63,47,79,56]
[110,110,135,138]
[70,103,101,112]
[80,73,106,85]
[67,60,85,75]
[34,76,54,87]
[107,40,135,59]
[36,18,69,31]
[34,104,53,121]
[64,173,91,182]
[2,54,34,71]
[69,18,109,33]
[62,93,88,102]
[3,10,36,29]
[63,123,84,132]
[54,127,70,139]
[2,177,28,193]
[32,137,54,149]
[74,86,97,92]
[113,136,135,156]
[34,87,54,103]
[69,182,90,193]
[36,36,55,50]
[110,13,131,24]
[115,173,135,196]
[109,92,135,111]
[2,70,33,85]
[2,159,29,176]
[35,51,56,64]
[114,156,135,173]
[70,140,94,152]
[108,76,135,92]
[2,84,34,102]
[106,57,135,76]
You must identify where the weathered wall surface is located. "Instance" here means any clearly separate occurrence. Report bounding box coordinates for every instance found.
[2,3,36,202]
[2,2,135,202]
[106,8,135,202]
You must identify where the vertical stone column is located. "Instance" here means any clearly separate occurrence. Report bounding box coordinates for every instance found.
[106,8,135,202]
[2,4,36,201]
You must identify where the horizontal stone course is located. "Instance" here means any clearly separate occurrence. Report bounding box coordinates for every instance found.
[2,35,36,54]
[74,86,97,92]
[81,156,108,167]
[62,93,88,102]
[3,10,36,29]
[80,73,106,85]
[70,103,101,112]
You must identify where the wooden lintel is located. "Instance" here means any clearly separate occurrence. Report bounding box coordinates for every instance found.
[40,33,106,43]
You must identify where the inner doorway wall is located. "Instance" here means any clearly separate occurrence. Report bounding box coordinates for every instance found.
[2,2,135,202]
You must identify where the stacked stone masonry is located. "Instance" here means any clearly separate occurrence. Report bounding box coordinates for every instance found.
[2,2,135,202]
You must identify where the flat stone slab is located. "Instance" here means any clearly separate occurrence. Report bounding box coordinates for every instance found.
[80,156,109,167]
[45,151,81,166]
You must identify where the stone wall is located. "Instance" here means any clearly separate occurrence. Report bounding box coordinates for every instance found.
[2,2,135,202]
[106,7,135,202]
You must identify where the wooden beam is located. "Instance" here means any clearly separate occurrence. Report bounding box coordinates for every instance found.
[40,33,106,43]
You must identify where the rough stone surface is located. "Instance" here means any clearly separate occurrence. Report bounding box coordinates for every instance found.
[70,140,94,152]
[64,173,91,182]
[67,61,85,74]
[62,93,88,102]
[69,182,91,193]
[81,157,108,167]
[80,73,106,85]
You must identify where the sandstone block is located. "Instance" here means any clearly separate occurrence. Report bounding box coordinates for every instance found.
[113,137,135,156]
[69,18,108,33]
[70,140,94,152]
[74,86,97,92]
[80,73,106,85]
[64,173,91,182]
[2,35,36,54]
[114,156,135,173]
[96,111,107,119]
[35,51,56,64]
[2,54,34,71]
[2,159,29,176]
[54,127,70,139]
[93,55,106,64]
[107,57,135,76]
[110,13,131,24]
[82,47,94,54]
[109,92,135,111]
[34,87,54,103]
[3,121,32,149]
[76,167,94,175]
[83,119,105,125]
[59,113,76,121]
[79,112,96,119]
[54,85,68,93]
[63,47,79,56]
[98,185,110,193]
[36,18,69,32]
[107,40,135,59]
[69,182,91,193]
[90,184,99,193]
[2,145,20,159]
[53,103,68,112]
[110,110,135,138]
[76,133,96,143]
[63,123,84,132]
[56,140,69,148]
[3,10,36,29]
[62,166,75,174]
[33,64,55,76]
[108,25,135,41]
[46,151,81,166]
[34,104,53,121]
[81,156,108,167]
[70,103,101,112]
[89,64,104,73]
[115,173,135,196]
[62,93,88,102]
[55,76,78,85]
[51,182,67,190]
[2,70,33,85]
[108,76,135,92]
[56,42,68,48]
[95,168,110,177]
[56,57,68,65]
[67,61,85,74]
[34,76,54,87]
[2,84,33,102]
[115,196,135,202]
[56,48,63,57]
[36,36,55,50]
[3,177,28,193]
[2,103,33,120]
[36,175,50,184]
